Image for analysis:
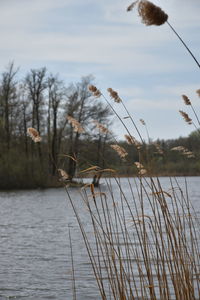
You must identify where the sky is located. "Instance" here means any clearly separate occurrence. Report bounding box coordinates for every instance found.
[0,0,199,141]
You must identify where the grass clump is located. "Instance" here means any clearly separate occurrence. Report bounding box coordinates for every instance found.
[63,85,200,299]
[65,174,200,299]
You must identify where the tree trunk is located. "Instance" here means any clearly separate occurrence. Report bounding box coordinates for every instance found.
[51,111,57,175]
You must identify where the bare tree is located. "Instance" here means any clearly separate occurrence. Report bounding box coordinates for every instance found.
[0,62,18,150]
[17,84,31,157]
[65,77,93,180]
[25,67,47,164]
[47,75,65,174]
[65,76,112,182]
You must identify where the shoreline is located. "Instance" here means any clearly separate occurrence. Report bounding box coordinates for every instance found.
[0,174,200,191]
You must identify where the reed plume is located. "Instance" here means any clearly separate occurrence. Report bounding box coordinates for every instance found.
[138,0,168,26]
[93,120,110,134]
[27,127,42,142]
[107,88,122,103]
[183,151,195,158]
[124,134,141,150]
[181,92,200,126]
[58,168,69,180]
[110,144,128,159]
[182,94,191,106]
[179,110,192,125]
[171,146,195,158]
[171,146,186,152]
[67,115,85,133]
[134,161,147,175]
[88,85,101,98]
[127,0,200,68]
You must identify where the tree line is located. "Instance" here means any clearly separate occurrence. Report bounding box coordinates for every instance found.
[0,62,114,189]
[0,62,199,189]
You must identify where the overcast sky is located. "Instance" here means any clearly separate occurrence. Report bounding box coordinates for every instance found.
[0,0,199,141]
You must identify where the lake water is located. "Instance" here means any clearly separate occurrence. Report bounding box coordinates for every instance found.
[0,177,199,300]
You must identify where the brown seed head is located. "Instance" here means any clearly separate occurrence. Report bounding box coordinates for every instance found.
[183,151,195,158]
[171,146,194,158]
[93,120,110,134]
[124,134,141,149]
[58,169,69,180]
[67,115,85,133]
[93,90,101,97]
[125,134,135,145]
[139,168,147,175]
[182,94,191,105]
[110,144,128,159]
[88,85,101,98]
[88,85,97,92]
[138,0,168,26]
[27,127,42,143]
[135,162,144,169]
[179,110,192,125]
[134,162,147,176]
[107,88,122,103]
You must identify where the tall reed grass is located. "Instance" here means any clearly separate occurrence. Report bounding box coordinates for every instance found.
[64,87,200,298]
[64,2,200,295]
[63,85,200,299]
[65,174,200,299]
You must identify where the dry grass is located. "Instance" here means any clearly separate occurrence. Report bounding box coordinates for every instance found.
[61,2,200,297]
[67,115,85,133]
[66,175,200,299]
[110,145,128,159]
[179,110,193,125]
[137,0,168,26]
[27,127,42,143]
[64,83,200,299]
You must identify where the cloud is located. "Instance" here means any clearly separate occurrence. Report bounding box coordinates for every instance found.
[0,23,195,76]
[0,0,199,75]
[155,84,200,97]
[0,0,199,140]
